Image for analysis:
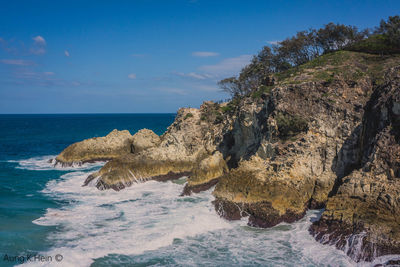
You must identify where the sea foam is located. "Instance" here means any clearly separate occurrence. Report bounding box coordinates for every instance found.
[19,165,399,267]
[25,170,230,267]
[9,155,105,171]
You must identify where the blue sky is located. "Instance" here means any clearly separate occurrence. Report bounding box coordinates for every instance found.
[0,0,398,113]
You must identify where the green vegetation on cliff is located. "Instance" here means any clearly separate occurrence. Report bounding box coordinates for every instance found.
[219,15,399,98]
[275,112,308,139]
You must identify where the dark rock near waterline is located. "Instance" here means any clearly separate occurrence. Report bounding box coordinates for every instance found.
[83,168,193,191]
[213,198,306,228]
[153,171,192,182]
[181,178,219,196]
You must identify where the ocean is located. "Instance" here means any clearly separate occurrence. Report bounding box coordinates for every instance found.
[0,114,395,267]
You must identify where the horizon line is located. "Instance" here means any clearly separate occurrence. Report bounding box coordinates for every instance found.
[0,112,177,115]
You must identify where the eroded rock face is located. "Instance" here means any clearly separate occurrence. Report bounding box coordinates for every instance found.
[130,128,161,153]
[213,155,312,226]
[213,75,372,228]
[181,151,228,195]
[86,107,229,191]
[309,67,400,262]
[55,129,133,166]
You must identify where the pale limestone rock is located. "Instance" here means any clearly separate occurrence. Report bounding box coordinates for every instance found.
[55,129,133,166]
[130,129,160,153]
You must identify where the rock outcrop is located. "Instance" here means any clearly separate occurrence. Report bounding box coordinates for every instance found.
[309,66,400,262]
[130,129,161,153]
[55,129,134,166]
[210,53,400,261]
[56,51,400,262]
[181,151,228,195]
[213,74,372,227]
[84,106,229,191]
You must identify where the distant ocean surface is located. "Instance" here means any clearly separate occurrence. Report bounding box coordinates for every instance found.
[0,114,394,267]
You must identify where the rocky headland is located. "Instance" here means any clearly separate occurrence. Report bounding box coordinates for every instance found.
[55,129,134,166]
[55,50,400,262]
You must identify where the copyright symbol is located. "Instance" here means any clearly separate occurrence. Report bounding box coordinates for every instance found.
[55,254,63,262]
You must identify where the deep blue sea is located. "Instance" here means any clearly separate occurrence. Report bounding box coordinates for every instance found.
[0,114,397,267]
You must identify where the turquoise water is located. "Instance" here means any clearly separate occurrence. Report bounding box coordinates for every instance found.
[0,114,174,266]
[0,114,397,267]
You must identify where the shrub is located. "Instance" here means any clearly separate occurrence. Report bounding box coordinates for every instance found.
[275,112,308,139]
[314,71,335,84]
[184,113,193,120]
[347,34,400,55]
[251,85,274,99]
[214,113,224,124]
[221,105,233,113]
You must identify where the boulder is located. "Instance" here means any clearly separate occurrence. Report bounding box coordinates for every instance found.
[55,129,133,166]
[130,129,161,153]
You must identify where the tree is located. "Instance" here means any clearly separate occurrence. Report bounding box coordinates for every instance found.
[218,18,380,98]
[257,46,276,73]
[347,15,399,55]
[316,23,366,52]
[274,30,319,67]
[237,55,270,93]
[377,15,400,46]
[218,77,241,97]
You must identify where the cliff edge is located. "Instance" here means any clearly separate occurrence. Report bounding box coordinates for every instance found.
[55,51,400,262]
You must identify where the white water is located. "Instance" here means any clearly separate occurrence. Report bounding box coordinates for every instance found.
[9,155,105,171]
[14,156,400,267]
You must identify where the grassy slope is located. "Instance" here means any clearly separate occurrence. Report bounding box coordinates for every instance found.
[274,50,400,87]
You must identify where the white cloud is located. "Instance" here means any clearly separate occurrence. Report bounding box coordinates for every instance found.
[33,36,46,45]
[0,37,18,54]
[199,54,252,76]
[0,59,34,66]
[31,47,46,55]
[13,70,56,81]
[31,36,46,55]
[174,71,215,80]
[192,51,219,57]
[128,73,137,79]
[64,50,70,57]
[267,40,280,45]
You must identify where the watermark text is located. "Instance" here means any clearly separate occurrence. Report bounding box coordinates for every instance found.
[3,254,63,263]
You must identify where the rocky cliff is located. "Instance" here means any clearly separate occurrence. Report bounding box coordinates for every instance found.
[56,51,400,262]
[309,66,400,262]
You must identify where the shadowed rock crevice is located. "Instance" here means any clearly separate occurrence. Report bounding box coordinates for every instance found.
[218,97,273,169]
[328,124,363,197]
